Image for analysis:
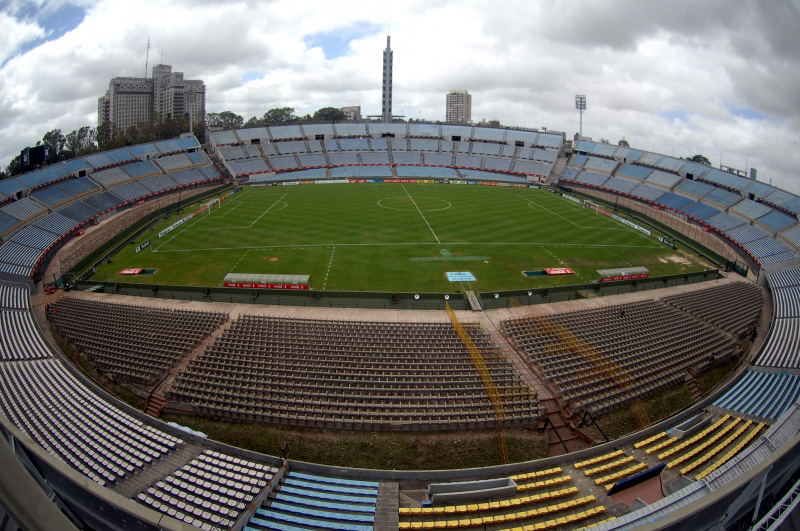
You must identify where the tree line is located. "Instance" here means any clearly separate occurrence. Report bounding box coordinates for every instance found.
[206,107,347,130]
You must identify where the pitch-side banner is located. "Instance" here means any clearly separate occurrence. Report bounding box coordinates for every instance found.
[612,215,651,236]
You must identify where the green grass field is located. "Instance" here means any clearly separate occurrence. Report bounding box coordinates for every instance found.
[91,183,709,292]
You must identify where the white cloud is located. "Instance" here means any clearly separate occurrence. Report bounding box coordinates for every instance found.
[0,0,799,193]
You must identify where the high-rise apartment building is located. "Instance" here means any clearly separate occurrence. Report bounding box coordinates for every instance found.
[381,36,393,123]
[445,90,472,124]
[97,64,206,134]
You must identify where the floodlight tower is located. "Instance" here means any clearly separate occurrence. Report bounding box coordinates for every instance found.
[575,94,586,137]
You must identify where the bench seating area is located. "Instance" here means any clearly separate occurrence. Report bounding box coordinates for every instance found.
[660,281,762,337]
[713,370,800,421]
[167,316,543,431]
[754,268,800,369]
[50,297,227,385]
[138,449,277,529]
[502,295,741,417]
[248,472,378,531]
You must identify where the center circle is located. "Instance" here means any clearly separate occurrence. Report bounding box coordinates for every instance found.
[377,197,452,212]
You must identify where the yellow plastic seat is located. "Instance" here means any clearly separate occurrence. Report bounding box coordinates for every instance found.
[398,522,412,530]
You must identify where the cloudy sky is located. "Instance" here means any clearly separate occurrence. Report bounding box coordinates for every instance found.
[2,0,800,192]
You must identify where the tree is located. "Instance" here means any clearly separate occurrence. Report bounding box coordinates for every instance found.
[312,107,346,122]
[686,154,712,166]
[206,111,243,130]
[262,107,298,126]
[42,129,66,162]
[4,154,22,177]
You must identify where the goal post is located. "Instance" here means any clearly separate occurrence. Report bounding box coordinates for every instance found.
[205,198,220,215]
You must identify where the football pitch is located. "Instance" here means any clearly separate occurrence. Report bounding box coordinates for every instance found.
[91,183,709,292]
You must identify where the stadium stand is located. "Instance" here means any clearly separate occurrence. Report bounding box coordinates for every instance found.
[167,315,542,430]
[91,166,134,187]
[616,164,652,180]
[229,159,270,176]
[503,292,742,417]
[575,172,610,187]
[0,242,43,270]
[422,153,450,166]
[236,127,268,143]
[56,201,99,224]
[301,123,335,137]
[408,123,439,137]
[389,152,420,165]
[725,224,768,244]
[756,209,797,231]
[85,148,135,168]
[328,153,358,165]
[513,160,550,175]
[396,166,458,179]
[30,185,72,208]
[657,193,695,211]
[331,166,392,178]
[33,212,76,236]
[779,224,800,250]
[121,160,161,179]
[471,142,502,156]
[209,130,240,146]
[660,282,762,337]
[276,141,308,155]
[11,226,59,251]
[138,449,277,529]
[753,317,800,369]
[16,165,67,189]
[140,175,179,194]
[630,184,666,202]
[743,180,775,199]
[644,170,682,190]
[249,472,377,531]
[483,157,513,171]
[765,189,800,215]
[637,152,661,166]
[110,181,150,202]
[535,133,563,148]
[743,238,793,261]
[0,197,46,225]
[0,211,20,235]
[83,191,123,212]
[681,202,720,221]
[602,176,640,194]
[676,179,714,199]
[51,297,227,386]
[584,156,618,174]
[730,199,773,222]
[410,138,439,152]
[655,156,685,172]
[339,138,369,151]
[615,147,643,162]
[126,143,160,159]
[706,212,746,232]
[359,152,391,165]
[455,154,483,168]
[713,370,800,421]
[703,186,742,208]
[459,169,527,183]
[297,153,328,167]
[156,153,201,173]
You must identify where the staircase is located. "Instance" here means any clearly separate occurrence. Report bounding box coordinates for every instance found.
[685,370,703,401]
[144,392,166,418]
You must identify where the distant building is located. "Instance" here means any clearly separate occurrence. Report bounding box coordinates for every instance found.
[382,36,393,123]
[98,64,206,134]
[341,106,361,121]
[446,90,472,124]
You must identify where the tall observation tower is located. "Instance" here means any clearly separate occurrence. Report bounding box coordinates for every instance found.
[382,35,393,123]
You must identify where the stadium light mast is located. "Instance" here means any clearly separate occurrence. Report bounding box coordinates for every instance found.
[575,94,586,137]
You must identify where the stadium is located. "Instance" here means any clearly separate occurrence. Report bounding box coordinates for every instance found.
[1,120,800,531]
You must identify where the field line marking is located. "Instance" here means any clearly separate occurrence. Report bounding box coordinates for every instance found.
[215,202,243,218]
[541,246,585,281]
[249,193,288,228]
[323,246,335,289]
[402,184,441,244]
[152,241,662,252]
[153,207,209,251]
[517,194,582,228]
